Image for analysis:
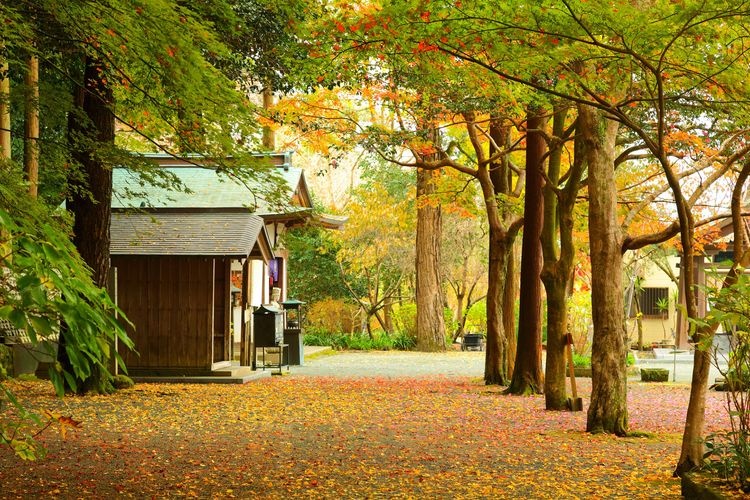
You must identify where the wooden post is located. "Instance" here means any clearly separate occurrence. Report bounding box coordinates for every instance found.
[24,54,39,197]
[240,259,251,367]
[565,333,583,411]
[0,55,10,159]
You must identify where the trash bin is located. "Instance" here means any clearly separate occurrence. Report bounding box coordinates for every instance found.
[281,299,306,366]
[461,333,484,351]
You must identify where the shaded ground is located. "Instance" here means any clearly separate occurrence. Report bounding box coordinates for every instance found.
[0,364,735,498]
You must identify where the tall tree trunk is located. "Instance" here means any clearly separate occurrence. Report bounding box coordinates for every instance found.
[541,106,568,410]
[543,273,568,408]
[383,296,394,334]
[542,107,582,410]
[485,230,509,384]
[416,166,446,351]
[0,56,10,159]
[481,115,519,385]
[62,55,115,394]
[675,157,750,474]
[24,54,39,197]
[503,242,518,377]
[579,104,628,435]
[507,107,546,395]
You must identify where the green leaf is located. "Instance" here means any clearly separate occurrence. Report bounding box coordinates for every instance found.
[0,305,12,319]
[29,316,54,338]
[8,309,27,330]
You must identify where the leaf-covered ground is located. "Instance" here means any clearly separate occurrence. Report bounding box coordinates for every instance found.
[0,376,733,498]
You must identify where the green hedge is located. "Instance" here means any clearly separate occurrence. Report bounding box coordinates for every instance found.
[641,368,669,382]
[303,329,416,351]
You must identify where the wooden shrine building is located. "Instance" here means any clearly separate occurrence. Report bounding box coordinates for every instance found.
[109,152,334,377]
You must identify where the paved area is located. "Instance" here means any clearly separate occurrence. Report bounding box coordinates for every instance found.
[636,357,727,384]
[296,348,486,378]
[298,346,729,384]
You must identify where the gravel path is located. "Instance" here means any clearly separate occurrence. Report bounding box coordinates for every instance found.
[295,348,485,378]
[296,347,728,383]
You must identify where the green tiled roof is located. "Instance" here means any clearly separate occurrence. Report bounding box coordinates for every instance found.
[112,154,309,215]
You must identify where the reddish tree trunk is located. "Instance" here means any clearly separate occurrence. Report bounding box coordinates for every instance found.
[507,108,546,395]
[69,57,114,288]
[416,167,446,351]
[61,56,115,394]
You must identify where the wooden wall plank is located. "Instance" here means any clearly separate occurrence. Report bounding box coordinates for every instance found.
[114,255,217,373]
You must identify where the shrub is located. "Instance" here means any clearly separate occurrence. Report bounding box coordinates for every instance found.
[392,331,416,350]
[392,303,417,338]
[0,345,11,381]
[112,374,135,390]
[464,301,487,333]
[303,327,339,347]
[568,290,593,356]
[303,329,417,351]
[703,431,750,493]
[306,299,359,334]
[571,352,634,368]
[640,368,669,382]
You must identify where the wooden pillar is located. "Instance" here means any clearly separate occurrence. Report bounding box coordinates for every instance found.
[675,258,689,349]
[0,56,10,159]
[24,54,39,197]
[240,259,252,367]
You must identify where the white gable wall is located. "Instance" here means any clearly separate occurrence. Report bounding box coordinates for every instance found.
[625,255,680,347]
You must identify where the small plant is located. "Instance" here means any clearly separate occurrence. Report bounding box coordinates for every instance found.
[572,353,591,368]
[627,351,636,366]
[656,296,669,314]
[703,430,750,492]
[112,374,134,390]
